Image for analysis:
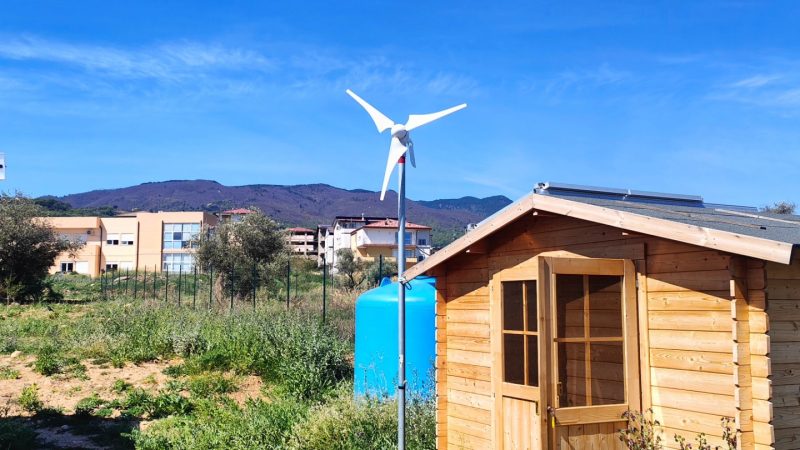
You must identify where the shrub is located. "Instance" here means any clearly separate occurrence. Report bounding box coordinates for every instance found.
[129,397,306,450]
[619,409,663,450]
[75,394,105,416]
[33,344,63,376]
[0,419,37,449]
[0,366,20,380]
[188,373,238,398]
[112,379,132,394]
[149,391,193,418]
[18,384,43,413]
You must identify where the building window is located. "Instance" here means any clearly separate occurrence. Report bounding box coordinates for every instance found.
[105,263,119,272]
[418,238,427,246]
[121,233,135,245]
[106,233,120,245]
[163,223,200,249]
[60,262,74,273]
[394,232,412,245]
[502,281,538,386]
[162,253,195,272]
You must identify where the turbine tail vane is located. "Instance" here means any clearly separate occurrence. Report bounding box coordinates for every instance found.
[346,89,395,133]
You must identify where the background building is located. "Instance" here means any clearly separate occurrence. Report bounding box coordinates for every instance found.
[47,211,218,276]
[286,227,317,258]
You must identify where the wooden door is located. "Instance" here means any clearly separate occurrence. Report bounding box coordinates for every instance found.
[493,280,546,450]
[540,257,639,450]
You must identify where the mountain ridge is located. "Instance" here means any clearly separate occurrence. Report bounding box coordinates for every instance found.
[55,180,513,244]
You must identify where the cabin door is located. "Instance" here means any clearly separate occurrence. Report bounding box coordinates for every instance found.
[540,257,640,450]
[494,279,545,450]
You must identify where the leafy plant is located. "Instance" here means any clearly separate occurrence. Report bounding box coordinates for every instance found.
[18,384,43,413]
[188,372,238,398]
[75,394,105,416]
[0,366,20,380]
[112,378,132,394]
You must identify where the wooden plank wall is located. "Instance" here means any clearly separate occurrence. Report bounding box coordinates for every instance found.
[767,256,800,449]
[437,214,770,450]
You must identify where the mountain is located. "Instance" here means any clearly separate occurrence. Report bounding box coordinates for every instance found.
[56,180,512,244]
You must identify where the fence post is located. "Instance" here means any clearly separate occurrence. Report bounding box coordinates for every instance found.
[125,268,129,296]
[133,267,139,299]
[379,254,383,283]
[152,265,157,300]
[252,263,257,310]
[165,267,169,303]
[322,254,327,323]
[177,266,182,307]
[286,259,290,309]
[209,265,213,310]
[229,264,235,313]
[193,266,198,309]
[142,267,147,301]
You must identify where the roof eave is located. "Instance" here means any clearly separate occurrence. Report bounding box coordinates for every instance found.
[404,193,794,281]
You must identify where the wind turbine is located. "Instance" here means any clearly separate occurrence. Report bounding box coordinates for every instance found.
[346,89,466,450]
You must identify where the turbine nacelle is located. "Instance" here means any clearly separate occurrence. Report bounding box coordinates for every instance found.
[345,89,467,200]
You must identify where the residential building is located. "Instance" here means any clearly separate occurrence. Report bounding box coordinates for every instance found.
[47,211,218,276]
[218,208,254,223]
[286,227,317,258]
[351,219,432,265]
[319,215,432,271]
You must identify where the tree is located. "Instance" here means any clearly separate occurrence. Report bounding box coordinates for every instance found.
[0,193,83,302]
[763,201,796,215]
[335,249,368,290]
[194,209,288,300]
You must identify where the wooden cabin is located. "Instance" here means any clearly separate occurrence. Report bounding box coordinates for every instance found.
[404,183,800,450]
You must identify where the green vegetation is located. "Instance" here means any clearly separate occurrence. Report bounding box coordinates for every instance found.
[33,196,118,217]
[0,193,83,302]
[0,366,20,379]
[18,384,43,413]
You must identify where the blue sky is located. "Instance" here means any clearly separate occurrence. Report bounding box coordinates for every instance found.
[0,1,798,207]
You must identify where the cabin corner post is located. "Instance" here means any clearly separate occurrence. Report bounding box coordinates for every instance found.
[635,258,651,412]
[746,258,773,450]
[433,270,448,449]
[731,256,756,449]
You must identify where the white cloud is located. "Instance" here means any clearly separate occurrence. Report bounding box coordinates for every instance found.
[728,74,781,88]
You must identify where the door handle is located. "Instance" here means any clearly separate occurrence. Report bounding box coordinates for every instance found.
[546,405,555,429]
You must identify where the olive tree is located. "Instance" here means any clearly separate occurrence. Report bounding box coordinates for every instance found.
[763,201,796,215]
[194,209,288,300]
[0,193,82,302]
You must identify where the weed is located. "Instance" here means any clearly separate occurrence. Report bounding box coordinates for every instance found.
[74,394,105,416]
[112,378,132,394]
[149,390,193,418]
[18,384,43,413]
[619,409,663,450]
[0,366,20,380]
[188,372,238,398]
[0,419,37,449]
[33,344,63,376]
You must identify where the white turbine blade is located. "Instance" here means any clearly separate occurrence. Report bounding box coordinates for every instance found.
[346,89,394,133]
[404,103,467,131]
[380,136,409,201]
[407,141,416,168]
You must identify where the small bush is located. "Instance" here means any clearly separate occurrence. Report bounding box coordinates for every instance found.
[119,388,153,417]
[18,384,43,413]
[33,344,63,376]
[188,373,238,398]
[0,366,20,380]
[112,379,132,394]
[75,394,105,416]
[619,409,662,450]
[149,391,193,418]
[0,419,37,449]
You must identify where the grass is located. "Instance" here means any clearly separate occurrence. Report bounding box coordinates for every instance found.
[0,366,20,380]
[0,277,435,449]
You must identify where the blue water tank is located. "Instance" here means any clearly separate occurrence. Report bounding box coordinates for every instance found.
[354,275,436,398]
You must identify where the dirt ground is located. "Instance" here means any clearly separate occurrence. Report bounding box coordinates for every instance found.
[0,352,265,449]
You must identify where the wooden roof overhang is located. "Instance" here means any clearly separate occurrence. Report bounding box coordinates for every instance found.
[404,193,796,281]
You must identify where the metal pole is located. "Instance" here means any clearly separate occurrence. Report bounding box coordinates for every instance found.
[229,264,235,313]
[193,266,198,309]
[142,266,147,301]
[322,254,327,323]
[178,266,182,307]
[286,259,290,309]
[209,266,213,310]
[125,268,129,296]
[152,265,157,300]
[397,156,407,450]
[133,267,139,299]
[165,266,169,302]
[379,254,383,283]
[252,263,257,310]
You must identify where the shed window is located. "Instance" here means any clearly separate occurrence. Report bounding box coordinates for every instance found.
[501,281,538,387]
[555,274,624,407]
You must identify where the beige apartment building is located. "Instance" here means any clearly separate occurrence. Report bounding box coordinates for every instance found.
[46,211,218,277]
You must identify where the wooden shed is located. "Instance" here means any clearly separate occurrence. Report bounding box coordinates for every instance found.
[403,183,800,450]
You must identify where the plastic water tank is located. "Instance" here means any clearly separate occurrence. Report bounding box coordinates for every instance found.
[354,275,436,397]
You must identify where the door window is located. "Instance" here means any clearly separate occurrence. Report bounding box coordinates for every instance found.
[555,274,625,407]
[501,281,538,387]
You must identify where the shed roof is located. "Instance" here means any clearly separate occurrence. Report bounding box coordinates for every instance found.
[405,184,799,280]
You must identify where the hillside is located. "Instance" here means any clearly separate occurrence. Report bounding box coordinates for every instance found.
[55,180,512,245]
